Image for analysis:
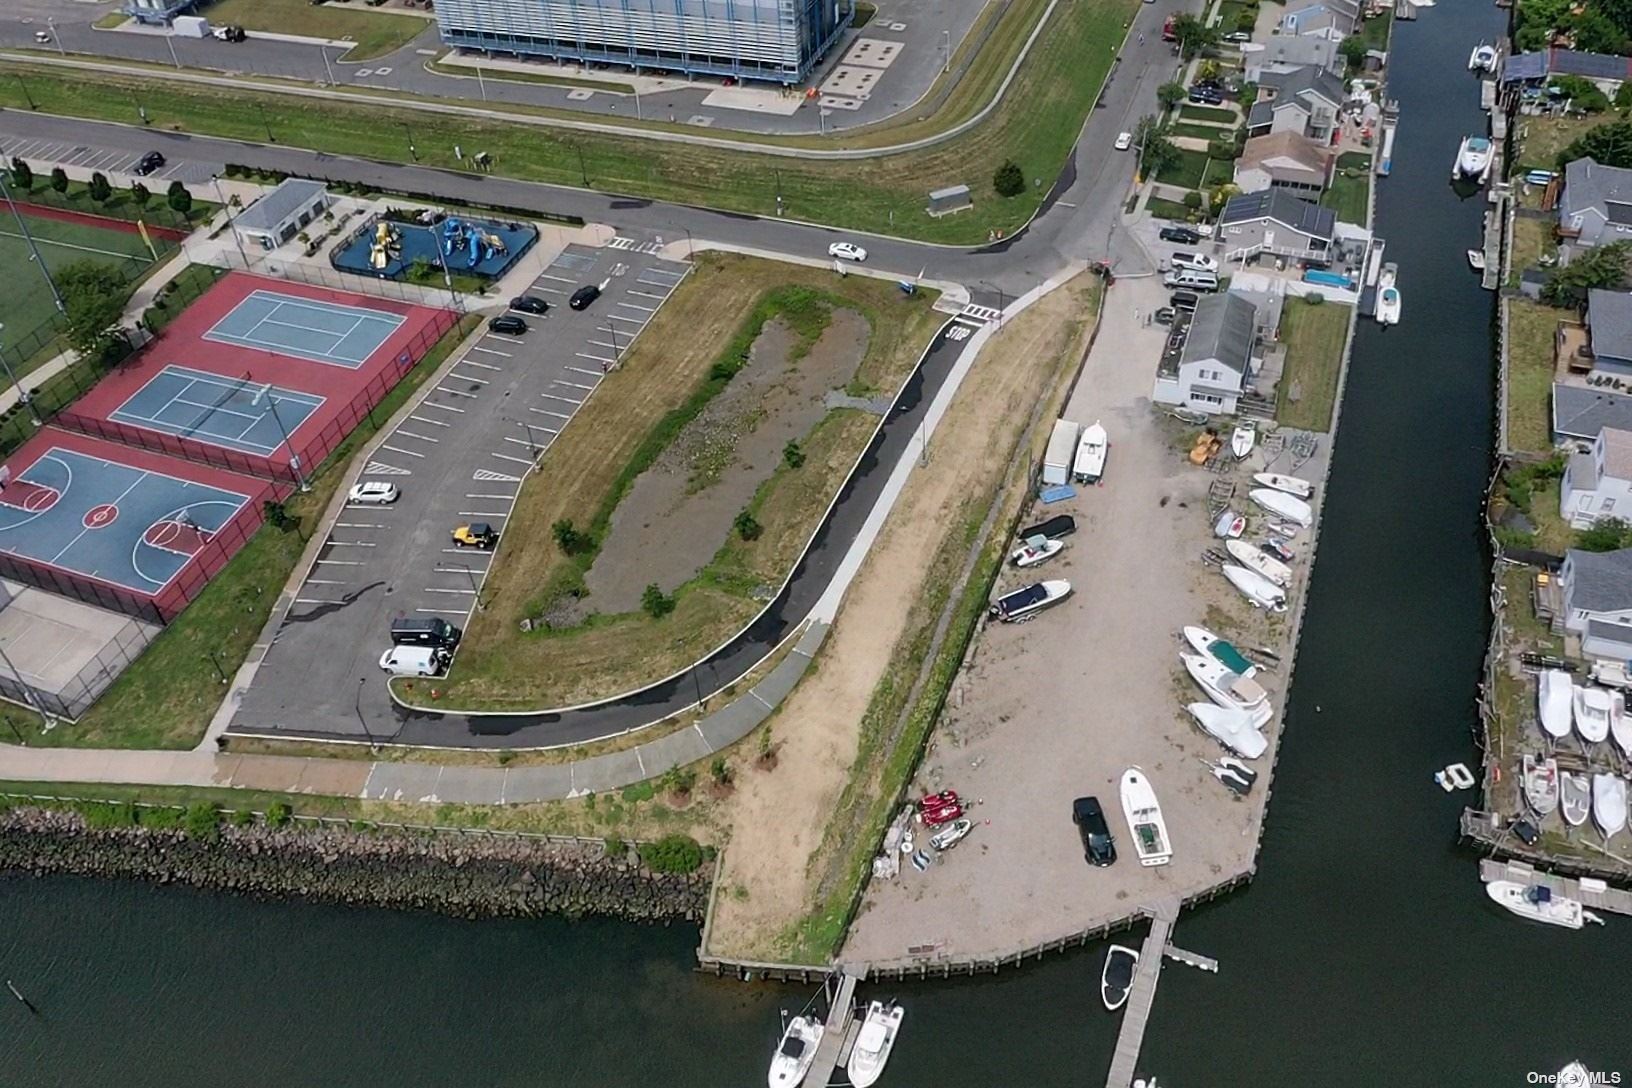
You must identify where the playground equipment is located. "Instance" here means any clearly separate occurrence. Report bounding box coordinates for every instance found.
[439,217,507,269]
[369,220,402,271]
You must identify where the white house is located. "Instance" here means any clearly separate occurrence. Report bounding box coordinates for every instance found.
[1152,293,1259,416]
[1562,426,1632,527]
[232,178,332,251]
[1559,547,1632,660]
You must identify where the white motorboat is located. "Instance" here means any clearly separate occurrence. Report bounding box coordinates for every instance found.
[1248,487,1313,527]
[1182,624,1259,677]
[1120,767,1172,867]
[1522,753,1559,815]
[1486,880,1601,929]
[845,1001,903,1088]
[1612,690,1632,758]
[1221,563,1289,613]
[1230,421,1256,460]
[1593,774,1627,838]
[1011,534,1064,568]
[1182,651,1274,728]
[1251,472,1313,498]
[1537,669,1574,741]
[1573,684,1612,744]
[1454,135,1493,183]
[1185,702,1269,758]
[1466,248,1486,271]
[1469,42,1497,71]
[1101,945,1139,1012]
[1374,282,1401,326]
[1213,509,1245,539]
[768,1015,823,1088]
[1265,518,1302,539]
[1226,538,1291,586]
[929,818,972,851]
[1561,771,1591,827]
[989,579,1072,622]
[1073,421,1109,484]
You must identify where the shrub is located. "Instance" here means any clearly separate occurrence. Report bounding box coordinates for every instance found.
[1303,293,1326,306]
[266,801,292,828]
[230,809,254,828]
[604,835,626,857]
[1182,190,1203,210]
[87,172,112,203]
[79,800,137,830]
[9,157,31,191]
[734,511,762,541]
[551,518,593,556]
[663,766,697,796]
[139,806,183,831]
[1578,516,1632,552]
[641,583,676,618]
[620,781,656,803]
[166,180,192,215]
[49,166,68,194]
[184,802,219,839]
[129,181,150,207]
[710,757,732,785]
[993,159,1025,197]
[782,440,805,468]
[639,834,705,874]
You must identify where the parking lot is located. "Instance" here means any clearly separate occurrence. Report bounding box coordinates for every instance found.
[228,236,690,742]
[0,134,218,185]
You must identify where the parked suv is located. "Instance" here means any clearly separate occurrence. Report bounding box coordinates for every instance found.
[133,151,165,176]
[509,295,549,315]
[1072,797,1117,866]
[1159,225,1202,245]
[488,314,527,335]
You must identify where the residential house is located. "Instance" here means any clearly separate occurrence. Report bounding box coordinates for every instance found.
[1234,131,1334,195]
[1558,547,1632,659]
[1562,426,1632,527]
[1558,158,1632,251]
[1218,189,1338,264]
[1253,66,1347,142]
[1571,289,1632,379]
[1152,293,1259,416]
[1553,383,1632,446]
[1279,0,1361,38]
[1241,37,1343,83]
[1501,48,1632,96]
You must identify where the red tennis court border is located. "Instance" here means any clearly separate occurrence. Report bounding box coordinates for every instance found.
[13,201,190,243]
[0,428,285,625]
[53,271,459,484]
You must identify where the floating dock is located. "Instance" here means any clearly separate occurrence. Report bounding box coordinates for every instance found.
[1395,0,1417,19]
[802,969,859,1088]
[1479,858,1632,916]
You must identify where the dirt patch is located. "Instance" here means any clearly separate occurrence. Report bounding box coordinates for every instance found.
[584,310,869,613]
[705,278,1098,962]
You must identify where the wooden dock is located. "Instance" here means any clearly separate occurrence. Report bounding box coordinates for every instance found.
[1104,897,1180,1088]
[1480,859,1632,915]
[1163,944,1219,972]
[803,969,859,1087]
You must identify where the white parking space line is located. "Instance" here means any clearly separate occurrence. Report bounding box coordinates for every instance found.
[536,409,572,420]
[462,358,503,370]
[492,452,534,466]
[421,401,466,413]
[325,541,378,547]
[566,364,605,376]
[488,335,526,345]
[449,373,490,385]
[616,301,656,313]
[435,386,480,399]
[334,522,385,529]
[472,347,511,359]
[628,290,669,301]
[586,339,619,350]
[608,314,645,325]
[305,579,349,586]
[466,493,514,500]
[416,607,469,615]
[441,548,492,556]
[295,598,340,605]
[379,444,425,458]
[502,437,543,450]
[424,587,478,595]
[539,393,581,405]
[409,414,450,427]
[534,286,566,296]
[556,379,595,391]
[394,431,438,444]
[459,510,510,517]
[538,273,576,284]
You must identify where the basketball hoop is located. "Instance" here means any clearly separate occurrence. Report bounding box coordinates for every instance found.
[0,466,11,490]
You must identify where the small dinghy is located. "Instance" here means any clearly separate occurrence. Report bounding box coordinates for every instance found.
[768,1016,823,1088]
[845,1001,904,1088]
[1101,945,1139,1012]
[1220,756,1257,784]
[1486,881,1603,929]
[1011,534,1064,568]
[1182,652,1273,728]
[1538,670,1574,741]
[1592,774,1627,839]
[1226,538,1291,586]
[1251,472,1313,498]
[1434,762,1476,791]
[1561,771,1591,827]
[1573,684,1612,744]
[1265,518,1302,539]
[1522,753,1559,816]
[1221,563,1289,612]
[1231,422,1257,460]
[1261,537,1296,563]
[1467,249,1486,271]
[1186,702,1268,759]
[1213,509,1245,539]
[1468,41,1497,71]
[1249,488,1313,528]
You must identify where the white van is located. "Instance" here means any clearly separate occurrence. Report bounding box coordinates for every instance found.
[378,645,451,677]
[1164,269,1220,292]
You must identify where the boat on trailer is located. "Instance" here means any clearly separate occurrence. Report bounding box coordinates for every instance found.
[1252,472,1313,498]
[1249,488,1313,527]
[1120,767,1172,867]
[1226,538,1291,586]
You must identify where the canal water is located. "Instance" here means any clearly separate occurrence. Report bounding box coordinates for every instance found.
[1,4,1624,1085]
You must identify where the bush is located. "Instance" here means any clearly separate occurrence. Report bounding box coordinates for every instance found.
[185,802,220,839]
[604,835,626,857]
[993,159,1026,197]
[87,172,112,203]
[1578,516,1632,552]
[621,781,657,803]
[129,181,150,207]
[49,167,68,194]
[139,806,183,831]
[166,180,192,215]
[1303,293,1326,306]
[641,583,676,618]
[782,440,805,468]
[551,518,593,556]
[230,809,255,828]
[639,834,705,874]
[733,510,762,541]
[1182,191,1203,209]
[79,800,138,829]
[266,801,292,828]
[710,756,732,785]
[9,157,31,192]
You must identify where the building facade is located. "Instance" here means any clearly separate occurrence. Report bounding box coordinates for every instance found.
[435,0,852,84]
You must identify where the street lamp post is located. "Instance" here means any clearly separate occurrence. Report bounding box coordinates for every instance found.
[204,650,228,684]
[402,123,418,162]
[575,145,588,187]
[774,168,784,216]
[604,321,620,366]
[211,175,252,270]
[262,387,309,492]
[943,29,951,73]
[0,325,39,426]
[684,226,694,261]
[48,19,65,58]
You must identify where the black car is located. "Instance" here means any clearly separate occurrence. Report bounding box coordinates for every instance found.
[1187,86,1224,105]
[133,151,165,176]
[569,284,602,311]
[488,314,527,335]
[1159,225,1202,245]
[1072,797,1117,866]
[1153,306,1175,326]
[509,295,549,315]
[1169,290,1201,313]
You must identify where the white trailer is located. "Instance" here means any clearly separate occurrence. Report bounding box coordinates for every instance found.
[1042,419,1079,487]
[172,15,209,38]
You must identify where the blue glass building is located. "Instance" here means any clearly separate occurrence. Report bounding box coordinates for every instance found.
[435,0,853,85]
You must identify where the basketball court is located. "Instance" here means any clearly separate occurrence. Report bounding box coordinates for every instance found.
[202,288,406,369]
[106,365,326,457]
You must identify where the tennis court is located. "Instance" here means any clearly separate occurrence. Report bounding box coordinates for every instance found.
[202,289,406,368]
[107,365,326,457]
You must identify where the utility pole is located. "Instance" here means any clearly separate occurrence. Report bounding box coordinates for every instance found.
[402,123,418,162]
[0,171,63,311]
[0,325,39,426]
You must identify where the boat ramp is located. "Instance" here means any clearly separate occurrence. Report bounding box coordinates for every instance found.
[1478,859,1632,916]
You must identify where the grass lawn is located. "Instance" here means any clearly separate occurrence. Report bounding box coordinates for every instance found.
[1200,156,1235,190]
[430,254,944,711]
[1158,148,1212,189]
[1513,114,1601,174]
[1179,104,1238,124]
[1508,215,1555,284]
[202,0,432,61]
[1506,299,1563,455]
[1275,298,1352,432]
[1527,476,1575,554]
[0,0,1137,244]
[33,313,482,749]
[1361,11,1392,50]
[1321,167,1370,225]
[1170,122,1228,140]
[1147,196,1198,220]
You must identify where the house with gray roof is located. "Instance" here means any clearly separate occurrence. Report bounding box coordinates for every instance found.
[1218,190,1339,263]
[1255,66,1346,141]
[232,178,332,251]
[1562,426,1632,528]
[1553,383,1632,445]
[1241,37,1343,83]
[1502,49,1632,94]
[1559,547,1632,659]
[1279,0,1361,38]
[1559,158,1632,251]
[1152,293,1259,416]
[1586,290,1632,376]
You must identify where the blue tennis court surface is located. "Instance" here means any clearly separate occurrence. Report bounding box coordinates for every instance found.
[0,447,250,594]
[203,289,405,368]
[108,366,326,456]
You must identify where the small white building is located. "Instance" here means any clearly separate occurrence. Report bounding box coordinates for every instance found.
[1562,425,1632,528]
[233,178,331,251]
[1559,546,1632,660]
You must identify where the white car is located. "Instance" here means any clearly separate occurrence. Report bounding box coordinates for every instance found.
[33,31,51,44]
[828,241,868,262]
[347,481,400,505]
[1170,251,1219,274]
[1114,132,1133,151]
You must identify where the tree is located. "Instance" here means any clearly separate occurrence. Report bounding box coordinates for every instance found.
[1616,81,1632,111]
[1338,35,1369,72]
[1558,118,1632,169]
[1183,190,1204,210]
[1171,14,1218,59]
[9,157,31,192]
[57,260,129,363]
[733,510,762,541]
[129,181,150,207]
[49,166,67,194]
[1197,59,1222,83]
[782,440,805,468]
[1577,516,1632,552]
[641,583,675,619]
[166,179,192,215]
[1541,239,1632,306]
[992,159,1025,197]
[1157,81,1187,112]
[87,171,111,204]
[1135,114,1181,182]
